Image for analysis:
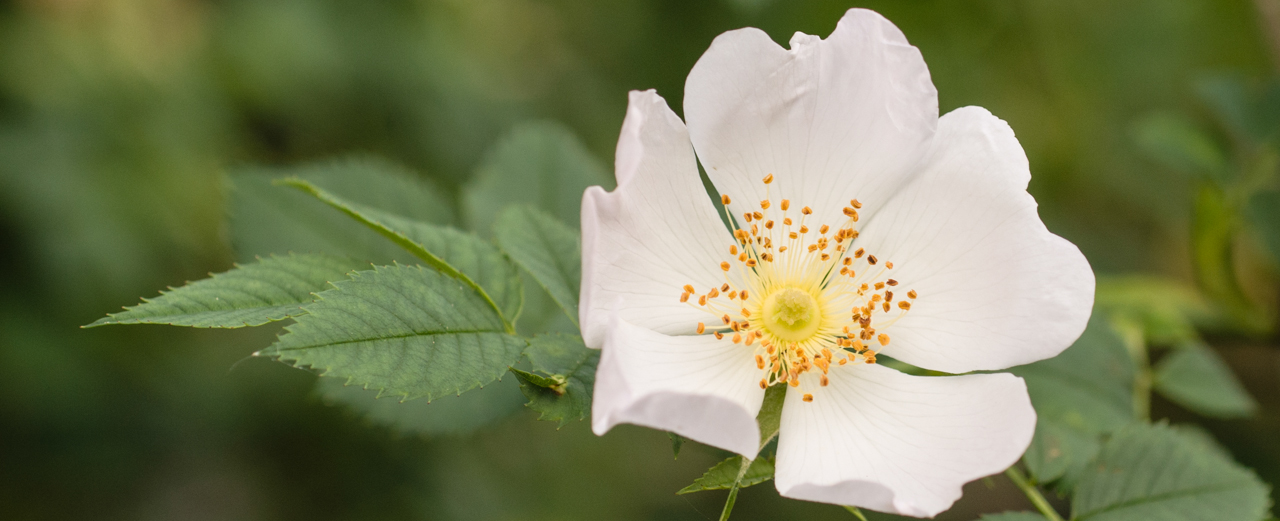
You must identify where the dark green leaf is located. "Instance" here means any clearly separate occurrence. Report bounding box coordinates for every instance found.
[979,513,1049,521]
[262,265,526,400]
[494,205,580,326]
[86,253,354,328]
[282,178,522,329]
[1023,420,1100,486]
[677,456,775,494]
[1153,344,1257,418]
[1072,423,1271,521]
[227,157,453,264]
[511,333,597,427]
[315,373,526,436]
[669,432,687,460]
[464,120,611,232]
[1011,313,1136,435]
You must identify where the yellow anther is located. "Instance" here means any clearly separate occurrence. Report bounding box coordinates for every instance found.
[680,292,690,303]
[745,259,758,267]
[743,212,753,222]
[781,199,790,210]
[721,195,731,205]
[763,174,774,184]
[753,212,763,220]
[740,290,749,300]
[756,354,765,369]
[759,379,768,389]
[885,262,894,269]
[850,199,862,209]
[819,224,829,234]
[722,314,731,324]
[908,290,918,299]
[874,282,884,290]
[720,262,731,271]
[802,393,813,402]
[867,255,878,265]
[882,302,890,312]
[708,288,719,298]
[696,322,705,334]
[783,217,792,226]
[898,301,911,310]
[714,332,724,339]
[765,220,774,229]
[730,245,738,255]
[732,332,742,344]
[698,295,708,306]
[843,208,859,221]
[854,248,865,258]
[878,333,890,346]
[779,246,788,252]
[683,284,695,293]
[799,225,809,233]
[801,206,812,215]
[820,375,829,387]
[887,279,898,286]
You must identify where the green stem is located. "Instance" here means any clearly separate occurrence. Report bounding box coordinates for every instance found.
[843,505,869,520]
[1005,467,1065,521]
[719,457,754,521]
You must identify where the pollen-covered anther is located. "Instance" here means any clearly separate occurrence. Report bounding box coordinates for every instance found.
[802,394,813,402]
[720,262,730,272]
[819,224,829,234]
[721,195,731,205]
[765,220,774,229]
[907,290,918,299]
[698,295,708,306]
[708,288,719,298]
[763,174,774,184]
[898,301,911,310]
[761,200,771,210]
[801,206,812,215]
[878,333,890,346]
[867,255,878,265]
[732,332,742,344]
[680,292,690,303]
[696,322,705,334]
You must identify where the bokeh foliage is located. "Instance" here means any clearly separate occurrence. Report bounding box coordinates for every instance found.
[2,0,1280,520]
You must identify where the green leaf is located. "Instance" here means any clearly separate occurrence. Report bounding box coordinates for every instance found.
[1072,423,1272,521]
[281,178,522,330]
[1248,190,1280,267]
[494,205,580,327]
[1153,343,1257,418]
[262,264,527,400]
[979,513,1049,521]
[756,384,786,450]
[669,432,687,460]
[1023,420,1100,485]
[1011,313,1136,435]
[1012,313,1134,490]
[510,333,598,427]
[1132,113,1229,184]
[464,120,611,233]
[315,374,526,436]
[86,253,354,328]
[677,456,775,494]
[227,157,453,264]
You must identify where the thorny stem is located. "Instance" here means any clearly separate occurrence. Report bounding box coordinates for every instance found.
[1005,467,1065,521]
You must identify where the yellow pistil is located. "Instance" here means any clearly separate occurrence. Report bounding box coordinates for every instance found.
[678,174,918,402]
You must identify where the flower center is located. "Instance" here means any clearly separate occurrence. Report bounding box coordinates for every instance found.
[677,174,919,402]
[761,287,821,342]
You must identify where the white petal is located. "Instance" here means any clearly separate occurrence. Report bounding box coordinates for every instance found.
[854,106,1094,373]
[684,8,937,236]
[580,90,738,348]
[591,315,764,457]
[774,365,1035,517]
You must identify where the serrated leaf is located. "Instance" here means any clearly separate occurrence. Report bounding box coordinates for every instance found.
[262,265,526,400]
[227,157,453,264]
[979,513,1049,521]
[464,120,611,233]
[1023,420,1100,486]
[494,205,580,326]
[677,456,775,494]
[1011,313,1136,435]
[511,333,597,427]
[315,374,526,436]
[1153,344,1257,418]
[1072,423,1272,521]
[282,178,522,329]
[86,253,354,328]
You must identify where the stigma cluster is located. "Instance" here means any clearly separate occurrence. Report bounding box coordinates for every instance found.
[678,174,918,402]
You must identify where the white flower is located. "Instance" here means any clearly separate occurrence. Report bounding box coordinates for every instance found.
[579,8,1094,517]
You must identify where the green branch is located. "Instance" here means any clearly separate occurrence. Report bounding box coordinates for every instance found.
[1005,467,1065,521]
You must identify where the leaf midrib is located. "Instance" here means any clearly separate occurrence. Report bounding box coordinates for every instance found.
[277,328,507,351]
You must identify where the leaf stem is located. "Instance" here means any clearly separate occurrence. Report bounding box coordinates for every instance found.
[718,457,753,521]
[1005,467,1064,521]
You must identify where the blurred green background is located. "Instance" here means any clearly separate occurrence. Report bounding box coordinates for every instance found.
[1,0,1278,519]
